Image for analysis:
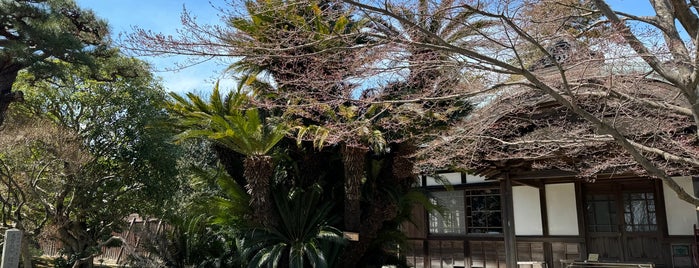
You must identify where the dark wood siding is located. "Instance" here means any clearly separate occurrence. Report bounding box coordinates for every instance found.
[403,204,427,239]
[402,176,695,268]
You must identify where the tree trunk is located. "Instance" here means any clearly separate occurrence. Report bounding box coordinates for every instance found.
[20,235,32,268]
[244,155,275,227]
[55,221,96,268]
[341,144,367,232]
[295,146,329,188]
[0,61,24,127]
[341,193,399,268]
[71,256,94,268]
[342,143,416,267]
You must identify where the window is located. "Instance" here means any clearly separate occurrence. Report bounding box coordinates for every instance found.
[428,189,502,235]
[586,193,618,232]
[429,191,466,234]
[585,191,658,232]
[623,192,657,232]
[466,189,502,234]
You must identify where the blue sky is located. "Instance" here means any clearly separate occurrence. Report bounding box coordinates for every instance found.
[75,0,237,94]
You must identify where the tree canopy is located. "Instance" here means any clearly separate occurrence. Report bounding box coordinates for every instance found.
[0,0,111,126]
[2,54,179,268]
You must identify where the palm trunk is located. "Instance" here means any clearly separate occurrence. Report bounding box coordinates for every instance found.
[341,143,416,268]
[341,144,367,232]
[244,155,275,227]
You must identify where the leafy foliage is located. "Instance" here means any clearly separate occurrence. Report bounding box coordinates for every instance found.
[0,0,115,126]
[169,83,287,157]
[134,139,250,267]
[168,82,288,227]
[0,0,110,68]
[6,55,179,266]
[239,184,345,268]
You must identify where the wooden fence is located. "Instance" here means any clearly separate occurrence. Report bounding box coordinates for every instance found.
[40,215,168,265]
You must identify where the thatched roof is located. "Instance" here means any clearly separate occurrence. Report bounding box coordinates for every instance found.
[417,65,698,179]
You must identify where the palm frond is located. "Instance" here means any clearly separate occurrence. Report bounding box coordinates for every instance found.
[294,125,329,150]
[210,82,226,115]
[168,83,287,156]
[240,183,345,267]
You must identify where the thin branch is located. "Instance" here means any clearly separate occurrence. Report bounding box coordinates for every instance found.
[612,11,660,28]
[472,134,614,145]
[592,0,680,85]
[567,82,694,116]
[628,139,699,167]
[344,0,525,74]
[367,83,503,104]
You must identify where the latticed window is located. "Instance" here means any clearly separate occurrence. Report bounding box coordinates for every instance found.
[623,192,657,232]
[585,191,657,232]
[428,189,502,234]
[586,193,618,232]
[466,189,502,234]
[429,191,466,234]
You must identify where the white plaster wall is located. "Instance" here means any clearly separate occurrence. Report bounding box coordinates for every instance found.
[425,173,487,186]
[466,174,486,184]
[513,185,544,235]
[425,172,462,186]
[546,183,579,235]
[664,176,698,235]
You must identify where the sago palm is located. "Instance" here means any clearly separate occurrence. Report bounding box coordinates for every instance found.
[227,0,376,236]
[239,184,345,268]
[168,83,287,227]
[228,0,368,101]
[376,0,493,98]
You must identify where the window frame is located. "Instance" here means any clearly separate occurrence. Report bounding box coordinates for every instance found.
[427,185,503,236]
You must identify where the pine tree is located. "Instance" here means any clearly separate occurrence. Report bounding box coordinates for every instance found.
[0,0,110,126]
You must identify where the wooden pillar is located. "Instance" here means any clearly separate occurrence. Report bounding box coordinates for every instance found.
[502,174,518,267]
[540,183,554,267]
[575,181,588,259]
[423,240,429,267]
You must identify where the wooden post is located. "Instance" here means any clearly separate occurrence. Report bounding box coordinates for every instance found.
[116,217,137,264]
[540,183,554,267]
[502,175,518,268]
[575,182,588,259]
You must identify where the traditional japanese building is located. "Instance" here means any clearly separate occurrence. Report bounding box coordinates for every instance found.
[404,57,699,267]
[402,172,697,268]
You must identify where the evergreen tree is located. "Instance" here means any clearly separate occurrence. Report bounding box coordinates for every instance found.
[7,55,179,268]
[0,0,111,126]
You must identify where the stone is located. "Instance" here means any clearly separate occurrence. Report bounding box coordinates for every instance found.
[1,229,22,268]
